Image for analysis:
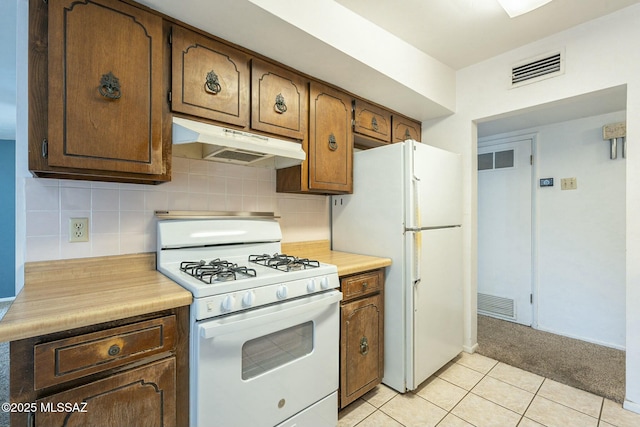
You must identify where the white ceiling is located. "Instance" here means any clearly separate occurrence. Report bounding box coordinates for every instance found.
[334,0,640,70]
[2,0,636,141]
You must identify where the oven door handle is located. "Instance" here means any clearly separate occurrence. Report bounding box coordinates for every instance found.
[200,290,342,339]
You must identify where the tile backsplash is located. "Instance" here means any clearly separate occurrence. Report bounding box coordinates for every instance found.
[24,157,330,262]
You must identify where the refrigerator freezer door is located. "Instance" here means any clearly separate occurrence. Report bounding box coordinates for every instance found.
[406,226,463,390]
[406,142,462,229]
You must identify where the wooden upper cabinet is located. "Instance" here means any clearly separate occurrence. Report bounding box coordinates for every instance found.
[353,99,392,143]
[392,115,422,142]
[171,26,250,127]
[251,59,308,140]
[45,0,166,178]
[308,82,353,193]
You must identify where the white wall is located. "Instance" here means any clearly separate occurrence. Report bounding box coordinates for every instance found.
[23,158,330,263]
[480,111,626,349]
[423,4,640,410]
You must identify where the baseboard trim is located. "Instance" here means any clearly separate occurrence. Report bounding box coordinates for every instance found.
[623,399,640,414]
[463,343,479,354]
[535,325,626,351]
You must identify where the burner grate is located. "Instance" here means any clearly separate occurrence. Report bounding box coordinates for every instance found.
[249,253,320,272]
[180,259,257,284]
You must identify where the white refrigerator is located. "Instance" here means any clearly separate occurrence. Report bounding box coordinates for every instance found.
[332,140,463,393]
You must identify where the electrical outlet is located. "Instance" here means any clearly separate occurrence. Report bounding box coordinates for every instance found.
[69,218,89,242]
[561,177,577,190]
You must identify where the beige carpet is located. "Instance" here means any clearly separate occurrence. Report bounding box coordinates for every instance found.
[476,314,625,403]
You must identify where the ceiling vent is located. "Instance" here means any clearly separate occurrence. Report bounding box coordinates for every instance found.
[510,50,564,88]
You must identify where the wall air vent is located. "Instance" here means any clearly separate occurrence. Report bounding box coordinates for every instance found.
[478,292,516,320]
[510,50,563,88]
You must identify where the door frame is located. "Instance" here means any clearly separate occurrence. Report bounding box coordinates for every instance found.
[477,132,538,328]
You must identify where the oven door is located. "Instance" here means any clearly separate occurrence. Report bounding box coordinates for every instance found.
[192,290,342,427]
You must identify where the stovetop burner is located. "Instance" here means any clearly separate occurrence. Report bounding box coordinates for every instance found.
[249,253,320,272]
[180,259,257,284]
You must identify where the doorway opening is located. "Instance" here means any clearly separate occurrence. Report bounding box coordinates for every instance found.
[477,108,626,349]
[477,135,534,326]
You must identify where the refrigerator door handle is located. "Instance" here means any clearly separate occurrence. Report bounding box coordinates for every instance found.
[411,171,422,230]
[406,225,461,232]
[413,230,422,286]
[410,144,422,286]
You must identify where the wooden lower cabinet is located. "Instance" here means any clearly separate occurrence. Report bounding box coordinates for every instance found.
[35,358,175,427]
[339,269,384,409]
[10,307,189,427]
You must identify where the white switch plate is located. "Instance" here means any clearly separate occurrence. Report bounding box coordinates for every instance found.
[561,177,577,190]
[69,218,89,242]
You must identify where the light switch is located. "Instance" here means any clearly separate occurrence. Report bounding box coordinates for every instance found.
[561,177,577,190]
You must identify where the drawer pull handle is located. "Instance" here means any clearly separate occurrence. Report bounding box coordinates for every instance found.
[108,345,121,357]
[362,282,368,290]
[99,71,121,100]
[205,70,222,94]
[371,117,379,132]
[328,133,338,151]
[360,336,369,355]
[274,93,287,113]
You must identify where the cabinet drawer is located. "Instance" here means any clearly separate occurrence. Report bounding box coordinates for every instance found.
[341,270,382,301]
[34,316,176,390]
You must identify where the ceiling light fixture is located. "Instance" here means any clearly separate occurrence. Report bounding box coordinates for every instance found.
[497,0,553,18]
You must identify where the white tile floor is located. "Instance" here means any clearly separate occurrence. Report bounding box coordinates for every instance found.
[338,353,640,427]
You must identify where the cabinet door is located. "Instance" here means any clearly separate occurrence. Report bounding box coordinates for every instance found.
[47,0,164,175]
[308,83,353,193]
[35,358,176,427]
[392,115,422,142]
[251,59,308,140]
[340,294,383,408]
[171,26,250,127]
[353,99,391,143]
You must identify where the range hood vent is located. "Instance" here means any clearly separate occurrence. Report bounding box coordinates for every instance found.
[172,117,305,169]
[511,51,563,87]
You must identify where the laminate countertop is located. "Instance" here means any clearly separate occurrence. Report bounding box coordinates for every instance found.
[0,243,388,342]
[0,253,192,343]
[281,240,392,277]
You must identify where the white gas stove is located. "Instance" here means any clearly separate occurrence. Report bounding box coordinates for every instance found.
[156,211,341,427]
[156,212,339,319]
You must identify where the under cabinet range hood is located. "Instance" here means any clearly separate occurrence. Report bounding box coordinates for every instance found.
[172,117,306,169]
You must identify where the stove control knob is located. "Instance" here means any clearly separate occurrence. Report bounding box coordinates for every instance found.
[276,285,288,299]
[320,277,330,290]
[221,295,235,312]
[242,291,255,307]
[307,279,317,293]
